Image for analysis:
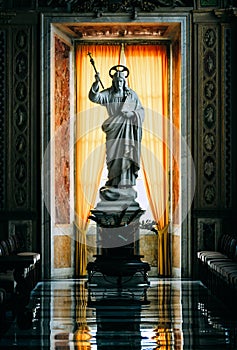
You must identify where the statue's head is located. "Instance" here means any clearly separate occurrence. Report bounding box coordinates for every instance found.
[109,65,129,92]
[112,73,126,92]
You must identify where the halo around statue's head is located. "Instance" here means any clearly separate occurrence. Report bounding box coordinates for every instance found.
[109,65,130,79]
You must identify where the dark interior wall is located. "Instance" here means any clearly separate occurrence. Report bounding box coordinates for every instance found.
[231,18,237,229]
[192,7,237,277]
[0,11,40,251]
[0,0,236,277]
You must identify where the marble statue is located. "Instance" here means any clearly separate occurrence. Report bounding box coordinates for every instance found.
[89,65,144,201]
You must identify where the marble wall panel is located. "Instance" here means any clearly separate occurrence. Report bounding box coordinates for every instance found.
[54,235,71,268]
[172,235,181,269]
[54,36,70,224]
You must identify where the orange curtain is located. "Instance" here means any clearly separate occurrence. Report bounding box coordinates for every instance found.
[125,45,171,276]
[75,45,120,276]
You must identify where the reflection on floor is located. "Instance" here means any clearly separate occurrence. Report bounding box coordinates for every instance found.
[0,278,237,349]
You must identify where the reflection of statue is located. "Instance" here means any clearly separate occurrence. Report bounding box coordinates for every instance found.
[89,65,144,191]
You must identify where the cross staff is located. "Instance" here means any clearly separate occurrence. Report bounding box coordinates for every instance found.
[87,52,104,89]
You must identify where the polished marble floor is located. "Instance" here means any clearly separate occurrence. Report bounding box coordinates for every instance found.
[0,278,237,349]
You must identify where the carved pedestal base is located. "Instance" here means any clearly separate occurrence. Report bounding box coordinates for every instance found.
[87,255,150,287]
[86,191,150,288]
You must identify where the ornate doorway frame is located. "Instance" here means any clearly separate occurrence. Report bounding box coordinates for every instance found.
[41,12,193,279]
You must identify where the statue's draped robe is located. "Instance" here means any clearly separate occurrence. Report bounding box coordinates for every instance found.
[89,85,144,187]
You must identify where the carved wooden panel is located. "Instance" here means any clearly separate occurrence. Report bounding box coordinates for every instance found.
[196,25,219,208]
[195,22,232,210]
[0,0,231,12]
[38,0,194,12]
[222,26,232,208]
[0,30,6,210]
[0,17,38,250]
[0,0,195,12]
[10,27,32,208]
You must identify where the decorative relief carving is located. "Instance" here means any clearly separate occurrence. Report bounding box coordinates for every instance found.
[16,31,27,49]
[204,51,216,76]
[204,28,216,48]
[201,26,218,206]
[224,27,232,208]
[204,156,215,180]
[15,158,27,183]
[15,105,27,131]
[16,52,28,79]
[15,135,26,154]
[37,0,194,12]
[0,30,6,210]
[76,0,194,11]
[16,82,27,102]
[203,104,216,128]
[204,80,216,100]
[15,186,27,206]
[204,185,216,204]
[12,27,30,208]
[1,0,196,12]
[203,132,215,152]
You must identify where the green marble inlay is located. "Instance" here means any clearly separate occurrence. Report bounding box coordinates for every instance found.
[200,0,218,6]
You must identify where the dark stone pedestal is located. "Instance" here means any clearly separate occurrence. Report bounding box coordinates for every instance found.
[87,254,150,288]
[86,189,150,288]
